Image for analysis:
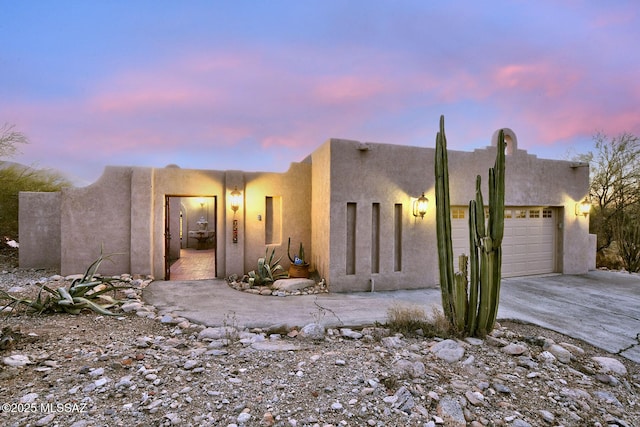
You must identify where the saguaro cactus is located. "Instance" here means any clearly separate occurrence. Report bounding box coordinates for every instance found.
[435,115,506,337]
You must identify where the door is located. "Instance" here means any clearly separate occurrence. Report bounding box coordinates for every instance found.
[164,195,171,280]
[164,195,217,280]
[452,206,557,277]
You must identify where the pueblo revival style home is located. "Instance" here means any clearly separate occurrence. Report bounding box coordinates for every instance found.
[19,129,594,292]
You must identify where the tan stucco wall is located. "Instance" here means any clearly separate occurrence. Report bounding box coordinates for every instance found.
[321,135,591,291]
[60,167,133,276]
[18,191,61,269]
[311,142,332,281]
[322,139,437,292]
[18,130,592,289]
[243,162,312,275]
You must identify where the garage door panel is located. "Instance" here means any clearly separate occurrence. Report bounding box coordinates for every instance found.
[452,206,556,278]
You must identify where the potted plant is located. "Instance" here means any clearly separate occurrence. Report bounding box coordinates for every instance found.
[287,237,309,278]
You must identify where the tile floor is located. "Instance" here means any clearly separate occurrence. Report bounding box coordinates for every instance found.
[169,248,216,280]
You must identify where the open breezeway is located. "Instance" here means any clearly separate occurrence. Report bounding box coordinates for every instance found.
[144,270,640,363]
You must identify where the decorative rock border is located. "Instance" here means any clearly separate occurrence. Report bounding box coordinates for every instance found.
[227,277,329,297]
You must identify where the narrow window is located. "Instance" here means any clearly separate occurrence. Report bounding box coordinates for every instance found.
[265,196,282,245]
[452,207,465,219]
[371,203,380,274]
[346,203,357,275]
[394,204,402,272]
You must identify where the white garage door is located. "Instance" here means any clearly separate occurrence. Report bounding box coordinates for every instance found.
[451,207,557,278]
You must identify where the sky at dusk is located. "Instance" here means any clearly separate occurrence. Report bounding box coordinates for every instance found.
[2,1,639,185]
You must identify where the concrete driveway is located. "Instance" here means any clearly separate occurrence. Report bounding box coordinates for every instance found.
[498,270,640,363]
[143,270,640,363]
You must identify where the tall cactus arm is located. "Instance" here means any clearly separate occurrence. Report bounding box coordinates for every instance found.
[468,200,480,335]
[491,130,506,246]
[435,115,456,321]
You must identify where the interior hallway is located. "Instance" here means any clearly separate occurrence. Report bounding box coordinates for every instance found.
[169,248,216,280]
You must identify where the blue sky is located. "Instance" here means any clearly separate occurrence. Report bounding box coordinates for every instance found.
[2,1,639,184]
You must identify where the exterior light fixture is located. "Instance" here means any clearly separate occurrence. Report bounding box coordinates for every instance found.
[575,196,591,217]
[230,187,242,213]
[413,193,429,219]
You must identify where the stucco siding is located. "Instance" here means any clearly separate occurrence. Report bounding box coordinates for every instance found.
[18,191,61,269]
[60,167,133,276]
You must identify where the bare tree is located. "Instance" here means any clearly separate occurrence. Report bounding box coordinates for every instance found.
[579,131,640,269]
[0,123,28,159]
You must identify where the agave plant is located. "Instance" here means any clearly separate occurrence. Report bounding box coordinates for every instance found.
[247,247,288,286]
[0,247,130,316]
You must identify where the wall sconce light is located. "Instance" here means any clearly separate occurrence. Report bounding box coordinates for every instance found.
[413,193,429,219]
[230,187,242,213]
[229,187,242,212]
[575,196,591,217]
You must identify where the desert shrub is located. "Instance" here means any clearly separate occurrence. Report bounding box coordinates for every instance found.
[0,163,70,238]
[386,303,454,338]
[247,247,288,286]
[0,248,129,316]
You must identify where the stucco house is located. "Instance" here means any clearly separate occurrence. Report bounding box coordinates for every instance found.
[19,129,595,291]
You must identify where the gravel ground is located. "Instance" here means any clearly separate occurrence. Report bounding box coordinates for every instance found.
[0,246,638,427]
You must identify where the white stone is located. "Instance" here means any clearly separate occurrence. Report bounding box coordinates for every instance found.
[546,344,572,363]
[537,351,556,364]
[431,339,465,363]
[501,342,528,355]
[251,341,300,351]
[20,392,39,403]
[237,412,251,423]
[198,326,237,341]
[592,356,627,376]
[300,323,325,340]
[272,278,315,291]
[120,302,143,313]
[89,367,105,376]
[3,354,31,367]
[331,401,343,410]
[184,360,198,370]
[340,328,363,339]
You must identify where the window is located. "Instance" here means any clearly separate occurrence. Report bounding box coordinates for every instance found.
[529,209,540,218]
[371,203,380,274]
[346,203,357,275]
[394,204,402,272]
[515,209,526,219]
[504,209,512,219]
[452,207,465,219]
[265,196,282,245]
[543,209,553,218]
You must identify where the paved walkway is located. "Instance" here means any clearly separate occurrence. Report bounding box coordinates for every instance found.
[143,270,640,363]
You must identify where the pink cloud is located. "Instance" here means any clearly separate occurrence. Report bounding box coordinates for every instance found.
[311,75,390,105]
[494,63,581,97]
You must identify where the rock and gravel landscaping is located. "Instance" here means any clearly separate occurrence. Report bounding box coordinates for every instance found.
[0,250,638,427]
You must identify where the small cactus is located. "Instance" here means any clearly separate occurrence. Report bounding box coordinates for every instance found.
[287,237,307,265]
[434,115,506,337]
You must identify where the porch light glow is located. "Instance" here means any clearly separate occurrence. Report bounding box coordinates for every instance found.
[413,193,429,219]
[230,187,242,212]
[575,197,591,217]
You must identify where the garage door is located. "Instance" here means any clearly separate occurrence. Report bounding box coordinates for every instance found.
[451,207,557,278]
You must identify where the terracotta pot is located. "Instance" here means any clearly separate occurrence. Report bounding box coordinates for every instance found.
[289,263,310,278]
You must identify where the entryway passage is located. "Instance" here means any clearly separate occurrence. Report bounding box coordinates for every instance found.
[169,248,216,281]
